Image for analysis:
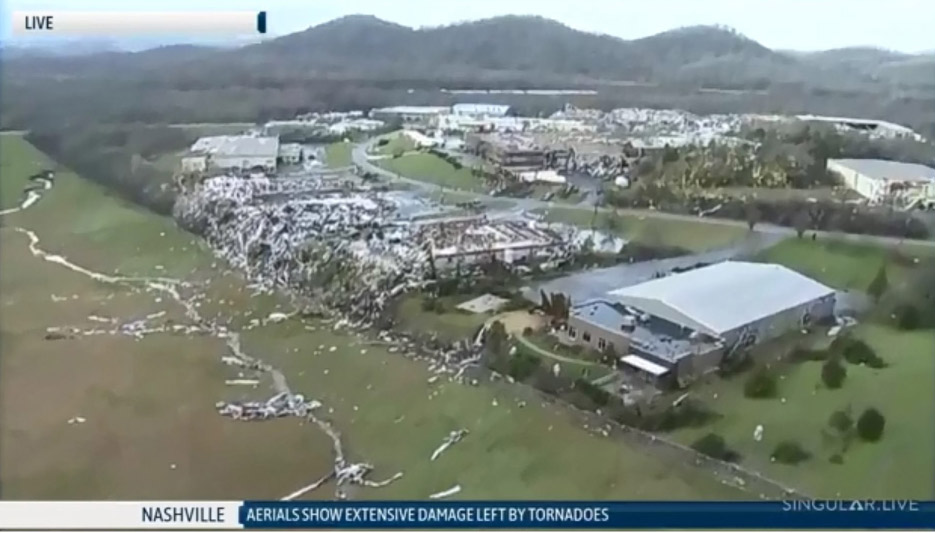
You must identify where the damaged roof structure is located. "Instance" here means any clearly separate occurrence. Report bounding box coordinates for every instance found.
[173,174,586,325]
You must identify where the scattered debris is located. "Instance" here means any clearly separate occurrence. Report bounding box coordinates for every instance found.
[430,429,469,462]
[67,416,86,425]
[429,485,462,499]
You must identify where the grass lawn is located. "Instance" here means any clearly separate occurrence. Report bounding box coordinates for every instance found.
[537,206,746,252]
[755,237,929,292]
[1,135,742,499]
[518,332,614,382]
[377,153,486,192]
[325,142,353,168]
[394,294,490,343]
[670,324,935,499]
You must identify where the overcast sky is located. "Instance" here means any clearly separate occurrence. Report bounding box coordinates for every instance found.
[4,0,934,53]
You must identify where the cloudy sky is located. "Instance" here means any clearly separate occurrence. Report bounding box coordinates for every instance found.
[4,0,933,53]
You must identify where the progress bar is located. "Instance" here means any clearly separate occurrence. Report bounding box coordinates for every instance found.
[11,11,267,36]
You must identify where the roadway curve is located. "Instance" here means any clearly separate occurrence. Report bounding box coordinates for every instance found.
[352,139,935,249]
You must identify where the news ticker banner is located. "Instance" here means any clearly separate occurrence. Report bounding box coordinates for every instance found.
[0,501,932,530]
[11,11,267,36]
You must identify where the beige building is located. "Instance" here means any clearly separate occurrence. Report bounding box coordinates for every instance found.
[827,158,935,209]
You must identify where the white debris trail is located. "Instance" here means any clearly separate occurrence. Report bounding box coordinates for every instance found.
[429,485,462,499]
[7,220,402,500]
[430,429,469,462]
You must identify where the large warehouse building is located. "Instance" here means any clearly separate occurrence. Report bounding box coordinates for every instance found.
[827,158,935,209]
[563,261,836,385]
[184,135,280,174]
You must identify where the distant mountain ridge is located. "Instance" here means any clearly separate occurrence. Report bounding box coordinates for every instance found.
[5,14,932,91]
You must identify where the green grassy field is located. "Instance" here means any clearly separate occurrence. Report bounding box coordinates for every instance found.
[537,206,747,252]
[756,238,929,292]
[668,236,935,498]
[325,142,353,168]
[671,324,935,499]
[0,135,741,500]
[377,153,485,192]
[394,294,490,343]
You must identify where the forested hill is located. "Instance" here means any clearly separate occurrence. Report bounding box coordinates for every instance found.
[1,15,894,87]
[2,15,934,132]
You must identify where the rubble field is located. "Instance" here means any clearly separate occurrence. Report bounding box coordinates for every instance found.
[0,136,743,499]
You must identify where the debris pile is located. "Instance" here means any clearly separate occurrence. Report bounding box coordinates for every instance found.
[216,392,322,421]
[174,175,433,324]
[430,429,469,461]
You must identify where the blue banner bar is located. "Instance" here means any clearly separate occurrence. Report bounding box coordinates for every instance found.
[239,501,934,529]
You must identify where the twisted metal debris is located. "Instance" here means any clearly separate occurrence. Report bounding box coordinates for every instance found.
[174,176,432,325]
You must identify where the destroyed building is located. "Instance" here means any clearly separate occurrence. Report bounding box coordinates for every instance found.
[420,218,571,269]
[173,174,583,324]
[465,133,545,170]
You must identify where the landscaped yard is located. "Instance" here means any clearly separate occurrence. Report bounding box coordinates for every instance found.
[670,324,935,499]
[377,153,486,192]
[537,206,747,252]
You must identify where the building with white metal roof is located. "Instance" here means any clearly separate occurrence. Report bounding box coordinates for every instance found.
[607,261,835,344]
[562,261,836,385]
[827,158,935,208]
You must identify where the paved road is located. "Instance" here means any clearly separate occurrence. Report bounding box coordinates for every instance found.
[353,139,935,249]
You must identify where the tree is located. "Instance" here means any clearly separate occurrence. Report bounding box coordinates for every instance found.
[793,210,810,238]
[484,321,508,357]
[771,440,811,465]
[690,433,740,462]
[856,408,886,442]
[539,290,552,315]
[743,369,778,399]
[867,263,889,302]
[744,201,760,231]
[821,357,847,389]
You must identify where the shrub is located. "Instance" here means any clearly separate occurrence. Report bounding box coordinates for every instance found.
[831,337,886,369]
[573,378,611,407]
[652,399,721,431]
[522,326,534,337]
[690,433,741,463]
[771,440,811,465]
[821,358,847,389]
[828,408,854,434]
[790,346,830,362]
[829,453,844,465]
[508,350,541,382]
[743,370,779,399]
[856,408,886,442]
